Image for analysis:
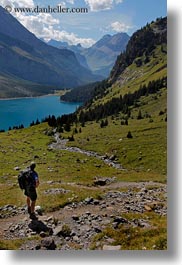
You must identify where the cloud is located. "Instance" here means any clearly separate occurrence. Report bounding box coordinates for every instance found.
[1,0,95,47]
[85,0,113,11]
[66,0,75,4]
[110,21,133,32]
[14,11,95,47]
[17,14,95,47]
[1,0,34,7]
[84,0,123,11]
[58,0,75,6]
[44,29,96,47]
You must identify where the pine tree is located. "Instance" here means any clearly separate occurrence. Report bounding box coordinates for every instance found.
[137,110,143,120]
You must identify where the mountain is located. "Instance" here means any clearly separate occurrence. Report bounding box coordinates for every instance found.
[109,17,167,84]
[61,17,167,106]
[0,6,100,98]
[81,17,167,118]
[82,33,130,77]
[47,40,90,70]
[47,39,69,49]
[47,33,130,78]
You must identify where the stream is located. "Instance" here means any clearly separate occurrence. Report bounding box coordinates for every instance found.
[49,133,125,170]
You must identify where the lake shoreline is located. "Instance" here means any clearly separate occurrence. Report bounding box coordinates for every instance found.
[0,95,81,131]
[0,89,70,101]
[0,93,57,101]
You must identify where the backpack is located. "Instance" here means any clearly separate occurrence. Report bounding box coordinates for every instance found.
[18,169,34,190]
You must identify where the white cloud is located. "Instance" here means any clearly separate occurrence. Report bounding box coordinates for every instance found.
[58,2,67,8]
[1,0,34,7]
[9,9,94,47]
[110,21,133,32]
[0,0,95,47]
[58,0,75,6]
[85,0,113,11]
[66,0,75,4]
[84,0,123,12]
[39,27,95,48]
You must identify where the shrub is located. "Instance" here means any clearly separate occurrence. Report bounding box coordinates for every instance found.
[127,131,133,138]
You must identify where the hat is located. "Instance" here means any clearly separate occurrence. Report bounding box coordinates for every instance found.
[30,161,36,169]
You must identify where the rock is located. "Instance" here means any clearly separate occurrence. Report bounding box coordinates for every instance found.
[35,244,41,250]
[53,225,64,236]
[35,206,43,215]
[46,216,54,222]
[93,200,100,205]
[40,231,47,238]
[113,217,128,224]
[73,235,80,242]
[144,205,152,211]
[72,215,80,221]
[44,188,70,195]
[93,226,102,233]
[53,224,71,238]
[46,181,54,185]
[41,238,56,250]
[94,178,107,186]
[28,220,53,235]
[95,164,101,168]
[84,197,94,204]
[109,155,116,161]
[103,245,121,250]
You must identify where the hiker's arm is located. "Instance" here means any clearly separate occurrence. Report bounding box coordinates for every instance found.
[35,179,39,188]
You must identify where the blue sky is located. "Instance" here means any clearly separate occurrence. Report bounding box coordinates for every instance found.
[1,0,167,47]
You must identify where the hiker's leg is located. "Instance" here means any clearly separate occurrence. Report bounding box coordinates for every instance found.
[26,197,31,207]
[31,200,36,213]
[26,197,31,214]
[29,187,37,214]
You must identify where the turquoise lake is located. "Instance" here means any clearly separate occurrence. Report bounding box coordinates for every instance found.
[0,95,81,131]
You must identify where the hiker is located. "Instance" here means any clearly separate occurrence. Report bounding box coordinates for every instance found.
[24,161,39,220]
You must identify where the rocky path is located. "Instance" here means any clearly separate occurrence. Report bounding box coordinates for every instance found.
[0,181,167,250]
[48,133,124,170]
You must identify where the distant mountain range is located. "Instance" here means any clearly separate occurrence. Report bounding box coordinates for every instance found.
[0,6,100,98]
[47,33,130,77]
[61,17,167,104]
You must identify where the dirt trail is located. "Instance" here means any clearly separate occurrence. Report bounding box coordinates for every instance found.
[0,180,166,250]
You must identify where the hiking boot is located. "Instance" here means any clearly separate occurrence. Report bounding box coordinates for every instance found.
[28,207,31,214]
[29,212,38,220]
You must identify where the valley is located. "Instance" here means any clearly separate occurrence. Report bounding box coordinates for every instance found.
[0,12,167,250]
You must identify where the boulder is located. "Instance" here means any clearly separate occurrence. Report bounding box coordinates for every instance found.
[53,224,71,237]
[41,238,56,250]
[103,245,121,250]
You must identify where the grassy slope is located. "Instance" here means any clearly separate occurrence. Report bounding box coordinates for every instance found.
[0,73,55,98]
[0,123,117,208]
[91,45,166,107]
[64,89,167,177]
[62,44,167,178]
